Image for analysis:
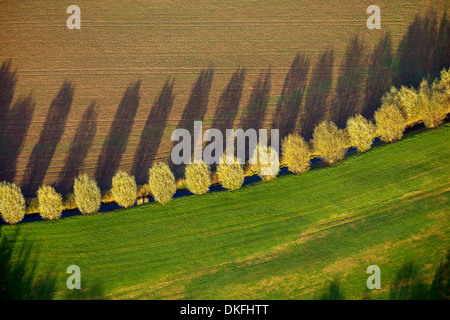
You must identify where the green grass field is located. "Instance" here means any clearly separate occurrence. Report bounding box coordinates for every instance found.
[1,123,449,299]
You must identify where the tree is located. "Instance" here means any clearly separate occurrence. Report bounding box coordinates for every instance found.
[381,86,419,125]
[185,161,211,195]
[111,171,137,208]
[217,155,244,191]
[281,133,311,174]
[436,68,450,117]
[249,144,279,181]
[437,68,450,100]
[346,114,375,152]
[148,162,176,204]
[374,103,406,143]
[333,35,367,128]
[416,78,448,128]
[312,120,347,165]
[73,174,101,215]
[37,185,63,221]
[0,182,25,224]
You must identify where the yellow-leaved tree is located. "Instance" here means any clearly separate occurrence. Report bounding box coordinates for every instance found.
[0,182,26,224]
[148,162,176,204]
[374,102,406,143]
[185,161,211,195]
[74,174,101,215]
[111,171,137,208]
[37,185,63,221]
[312,120,348,165]
[346,114,375,152]
[282,133,311,174]
[217,155,244,191]
[249,144,279,181]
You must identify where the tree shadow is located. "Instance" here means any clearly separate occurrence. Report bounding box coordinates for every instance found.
[390,250,450,300]
[0,95,35,182]
[0,224,107,300]
[0,226,57,300]
[301,49,334,140]
[242,68,271,132]
[272,53,310,140]
[332,34,367,128]
[95,80,141,190]
[389,261,432,300]
[55,101,99,194]
[428,248,450,300]
[132,78,175,185]
[171,68,214,177]
[395,7,449,88]
[0,60,17,177]
[432,12,450,77]
[21,81,74,197]
[362,32,394,120]
[239,68,272,163]
[0,60,16,125]
[210,68,246,166]
[318,279,345,300]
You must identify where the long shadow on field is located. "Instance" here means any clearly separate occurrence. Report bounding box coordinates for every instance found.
[171,68,214,178]
[239,68,271,163]
[362,32,394,121]
[434,12,450,77]
[0,60,16,127]
[132,78,175,185]
[241,68,271,132]
[0,226,56,300]
[55,101,99,194]
[300,49,334,141]
[332,34,367,128]
[0,225,107,300]
[389,251,450,300]
[209,68,246,165]
[389,261,429,300]
[21,81,74,197]
[0,60,17,177]
[0,95,35,183]
[318,280,345,300]
[95,80,141,190]
[428,249,450,300]
[272,53,310,141]
[395,8,449,88]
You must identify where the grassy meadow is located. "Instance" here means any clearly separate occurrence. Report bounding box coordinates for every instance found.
[1,123,448,299]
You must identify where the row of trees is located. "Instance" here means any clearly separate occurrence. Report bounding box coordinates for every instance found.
[0,69,448,224]
[282,68,449,174]
[0,158,240,224]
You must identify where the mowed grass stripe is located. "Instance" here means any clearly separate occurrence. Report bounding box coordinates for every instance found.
[1,124,449,299]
